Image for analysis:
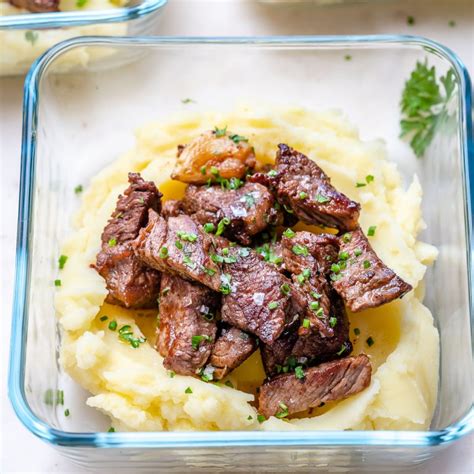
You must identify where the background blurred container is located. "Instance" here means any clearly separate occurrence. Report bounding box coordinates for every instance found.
[0,0,167,75]
[8,35,473,471]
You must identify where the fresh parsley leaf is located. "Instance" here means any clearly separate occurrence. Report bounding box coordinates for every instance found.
[400,60,456,157]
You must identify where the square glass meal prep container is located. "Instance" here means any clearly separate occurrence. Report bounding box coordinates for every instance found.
[9,35,473,471]
[0,0,166,76]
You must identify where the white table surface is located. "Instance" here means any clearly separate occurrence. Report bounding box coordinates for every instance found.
[1,0,473,472]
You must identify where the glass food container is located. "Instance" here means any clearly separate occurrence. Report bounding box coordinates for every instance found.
[0,0,167,75]
[8,35,473,471]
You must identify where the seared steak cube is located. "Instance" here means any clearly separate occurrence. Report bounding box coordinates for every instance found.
[94,173,162,309]
[219,245,295,344]
[133,211,222,291]
[182,182,282,245]
[208,326,257,380]
[250,144,360,231]
[258,354,372,418]
[331,228,412,312]
[157,273,218,376]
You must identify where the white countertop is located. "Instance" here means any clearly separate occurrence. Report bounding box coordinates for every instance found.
[1,0,473,472]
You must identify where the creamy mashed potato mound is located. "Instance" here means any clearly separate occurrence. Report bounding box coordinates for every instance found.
[56,106,439,432]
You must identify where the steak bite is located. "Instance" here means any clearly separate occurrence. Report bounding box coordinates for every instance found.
[208,326,257,380]
[250,144,360,231]
[219,245,296,345]
[182,182,283,245]
[133,211,222,291]
[156,274,218,376]
[331,228,412,312]
[171,129,256,184]
[261,230,352,377]
[281,231,340,337]
[94,173,162,309]
[9,0,59,13]
[258,354,372,418]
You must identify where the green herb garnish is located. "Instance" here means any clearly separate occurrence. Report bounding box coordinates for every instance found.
[302,318,310,329]
[294,366,305,380]
[367,226,377,236]
[64,409,70,416]
[275,402,289,419]
[400,60,456,157]
[257,414,266,423]
[283,228,295,238]
[54,279,61,287]
[214,126,227,137]
[229,134,248,144]
[191,334,212,350]
[268,301,279,310]
[25,30,38,46]
[100,315,108,322]
[292,244,309,256]
[216,217,231,236]
[363,260,371,269]
[185,387,193,394]
[159,246,169,259]
[74,184,83,194]
[315,194,330,204]
[108,320,117,331]
[108,238,117,247]
[203,222,215,233]
[58,255,68,269]
[354,327,360,336]
[366,336,375,347]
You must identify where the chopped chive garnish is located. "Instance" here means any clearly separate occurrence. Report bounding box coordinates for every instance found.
[176,230,198,242]
[181,98,194,104]
[366,175,374,183]
[185,387,193,394]
[331,263,341,274]
[302,318,310,329]
[230,134,248,144]
[247,415,253,421]
[191,334,212,350]
[64,408,70,416]
[366,336,375,347]
[216,217,231,236]
[367,226,377,236]
[203,222,215,233]
[168,370,176,378]
[354,248,362,257]
[200,166,207,175]
[315,194,330,203]
[267,170,278,178]
[54,279,61,287]
[257,414,266,423]
[294,366,305,380]
[74,184,83,194]
[356,182,366,188]
[108,427,115,432]
[175,240,183,250]
[283,228,295,238]
[292,244,309,256]
[336,345,346,356]
[275,402,289,419]
[224,380,234,388]
[108,238,117,247]
[268,301,279,310]
[329,317,337,328]
[342,232,352,243]
[407,15,415,25]
[309,301,320,311]
[58,255,68,269]
[299,191,308,199]
[108,320,117,331]
[159,246,169,259]
[280,283,291,295]
[100,315,108,322]
[214,126,227,137]
[363,260,371,269]
[354,327,360,336]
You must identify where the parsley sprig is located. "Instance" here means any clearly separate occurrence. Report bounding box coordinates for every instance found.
[400,60,456,157]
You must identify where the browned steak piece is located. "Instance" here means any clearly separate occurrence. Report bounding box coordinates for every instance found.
[331,228,412,312]
[156,273,218,376]
[219,245,296,345]
[261,230,352,377]
[250,144,360,231]
[161,199,184,218]
[94,173,162,309]
[207,326,257,380]
[182,182,282,245]
[133,211,222,291]
[10,0,59,13]
[258,354,372,418]
[281,231,340,338]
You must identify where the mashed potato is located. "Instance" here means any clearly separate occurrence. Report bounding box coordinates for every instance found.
[56,106,439,432]
[0,0,127,76]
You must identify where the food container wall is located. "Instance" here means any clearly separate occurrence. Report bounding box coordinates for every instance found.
[9,36,473,471]
[0,0,166,76]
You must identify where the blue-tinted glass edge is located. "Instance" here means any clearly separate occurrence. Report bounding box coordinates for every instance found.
[9,34,474,450]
